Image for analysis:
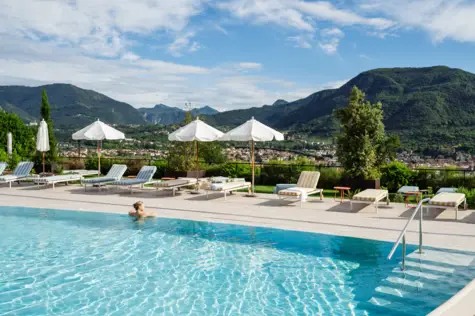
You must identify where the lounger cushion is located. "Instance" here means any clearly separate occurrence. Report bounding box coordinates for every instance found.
[397,186,419,194]
[82,177,117,184]
[210,182,250,191]
[13,162,34,176]
[429,193,465,207]
[279,187,318,197]
[64,169,98,176]
[34,175,81,184]
[156,179,193,187]
[436,187,458,195]
[0,162,6,175]
[113,179,148,186]
[0,175,19,182]
[353,189,388,202]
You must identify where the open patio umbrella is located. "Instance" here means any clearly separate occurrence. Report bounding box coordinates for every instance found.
[72,119,125,174]
[219,117,284,196]
[36,119,50,173]
[168,118,223,184]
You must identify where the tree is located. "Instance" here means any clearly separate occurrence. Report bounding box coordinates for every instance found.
[40,89,58,162]
[334,86,399,179]
[167,111,195,172]
[199,142,227,164]
[0,111,36,167]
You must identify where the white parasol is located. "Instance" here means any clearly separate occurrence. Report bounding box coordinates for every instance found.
[72,119,125,174]
[36,119,50,173]
[219,117,284,195]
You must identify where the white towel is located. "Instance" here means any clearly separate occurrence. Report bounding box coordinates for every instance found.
[285,187,308,201]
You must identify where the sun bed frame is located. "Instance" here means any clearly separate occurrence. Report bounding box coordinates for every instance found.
[425,192,467,220]
[205,181,251,200]
[0,161,34,188]
[155,178,199,196]
[82,164,127,191]
[350,189,390,213]
[277,171,323,208]
[112,166,158,194]
[34,174,84,189]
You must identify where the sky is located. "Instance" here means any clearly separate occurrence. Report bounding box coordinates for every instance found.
[0,0,474,111]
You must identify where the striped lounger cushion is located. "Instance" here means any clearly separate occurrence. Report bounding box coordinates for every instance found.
[429,193,465,207]
[0,162,6,175]
[35,175,81,184]
[279,188,315,197]
[211,182,249,191]
[113,166,156,185]
[13,162,34,176]
[156,179,192,187]
[83,177,117,184]
[353,189,388,202]
[82,164,127,184]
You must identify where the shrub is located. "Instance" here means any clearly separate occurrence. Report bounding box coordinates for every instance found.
[393,193,405,203]
[457,187,475,208]
[381,161,413,192]
[319,167,343,189]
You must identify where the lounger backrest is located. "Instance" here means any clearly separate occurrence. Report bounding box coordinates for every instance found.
[296,171,320,189]
[13,161,34,176]
[105,164,127,180]
[136,166,157,181]
[0,162,7,175]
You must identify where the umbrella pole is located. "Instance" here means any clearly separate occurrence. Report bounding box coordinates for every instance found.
[97,140,101,175]
[42,152,45,174]
[195,140,199,180]
[248,139,255,196]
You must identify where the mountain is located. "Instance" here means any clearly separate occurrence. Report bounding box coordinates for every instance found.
[0,84,145,126]
[139,104,218,125]
[205,66,475,145]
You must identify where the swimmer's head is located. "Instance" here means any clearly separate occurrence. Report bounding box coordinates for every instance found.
[133,201,144,211]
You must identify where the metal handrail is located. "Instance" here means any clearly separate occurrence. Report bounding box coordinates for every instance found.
[387,197,431,269]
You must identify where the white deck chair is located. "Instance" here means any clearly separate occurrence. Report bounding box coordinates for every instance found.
[34,174,83,189]
[155,178,199,196]
[0,162,7,175]
[278,171,323,207]
[350,189,389,213]
[426,192,467,220]
[81,164,127,191]
[205,180,251,200]
[112,166,157,193]
[0,161,34,188]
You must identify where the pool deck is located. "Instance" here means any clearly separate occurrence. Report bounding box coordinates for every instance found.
[1,183,475,315]
[1,183,475,252]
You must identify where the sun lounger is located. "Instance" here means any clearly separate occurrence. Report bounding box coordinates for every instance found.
[81,164,127,191]
[205,179,251,200]
[0,161,34,188]
[427,192,467,220]
[112,166,157,193]
[436,187,457,194]
[155,178,199,196]
[34,174,83,189]
[397,186,419,194]
[64,169,99,176]
[277,171,323,207]
[0,162,6,175]
[350,189,389,213]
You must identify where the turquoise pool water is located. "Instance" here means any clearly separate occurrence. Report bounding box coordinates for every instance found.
[0,207,474,315]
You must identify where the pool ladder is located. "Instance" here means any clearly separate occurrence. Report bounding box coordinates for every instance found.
[387,198,431,270]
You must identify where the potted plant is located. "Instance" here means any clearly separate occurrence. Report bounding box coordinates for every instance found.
[334,87,400,190]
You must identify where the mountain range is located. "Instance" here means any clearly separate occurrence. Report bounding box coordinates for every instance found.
[139,104,218,125]
[2,66,475,148]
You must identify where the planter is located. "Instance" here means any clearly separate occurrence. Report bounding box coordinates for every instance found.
[341,178,380,190]
[164,170,206,179]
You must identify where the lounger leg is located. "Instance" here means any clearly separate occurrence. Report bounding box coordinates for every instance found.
[53,183,55,190]
[224,191,227,200]
[172,187,176,197]
[9,181,11,188]
[350,201,353,211]
[300,197,303,208]
[320,190,323,201]
[375,202,378,213]
[206,190,209,199]
[386,195,390,205]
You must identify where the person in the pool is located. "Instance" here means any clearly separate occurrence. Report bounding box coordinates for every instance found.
[128,201,155,218]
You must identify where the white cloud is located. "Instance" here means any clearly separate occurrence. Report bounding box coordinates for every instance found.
[360,0,475,43]
[167,31,201,56]
[319,28,344,55]
[287,35,312,49]
[237,62,263,71]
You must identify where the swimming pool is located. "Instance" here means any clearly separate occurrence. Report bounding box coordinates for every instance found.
[0,206,474,315]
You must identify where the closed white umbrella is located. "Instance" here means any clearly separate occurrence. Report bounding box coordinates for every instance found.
[72,119,125,174]
[168,118,223,183]
[219,117,284,196]
[36,119,50,173]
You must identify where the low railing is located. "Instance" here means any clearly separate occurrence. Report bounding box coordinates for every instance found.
[387,197,431,270]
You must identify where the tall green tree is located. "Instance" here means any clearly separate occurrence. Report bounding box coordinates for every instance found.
[40,89,58,162]
[0,111,35,167]
[334,86,399,179]
[167,111,195,172]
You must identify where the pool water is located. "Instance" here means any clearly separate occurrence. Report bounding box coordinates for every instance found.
[1,207,474,315]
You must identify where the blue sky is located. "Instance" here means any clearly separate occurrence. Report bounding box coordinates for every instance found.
[0,0,474,111]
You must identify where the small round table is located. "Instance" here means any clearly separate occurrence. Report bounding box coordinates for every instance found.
[334,186,351,203]
[404,190,428,207]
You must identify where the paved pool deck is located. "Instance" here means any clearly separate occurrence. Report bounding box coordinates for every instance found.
[1,183,475,253]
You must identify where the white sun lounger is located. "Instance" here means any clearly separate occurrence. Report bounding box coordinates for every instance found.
[426,192,467,220]
[155,178,199,196]
[0,161,34,188]
[81,164,127,191]
[112,166,158,193]
[0,162,7,175]
[350,189,389,213]
[34,174,83,189]
[64,169,99,176]
[205,180,251,200]
[277,171,323,207]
